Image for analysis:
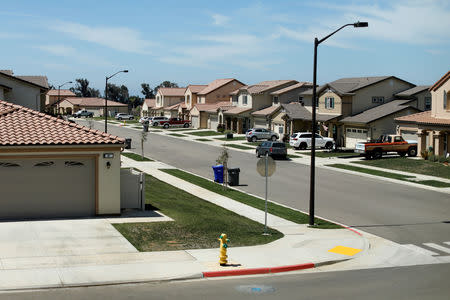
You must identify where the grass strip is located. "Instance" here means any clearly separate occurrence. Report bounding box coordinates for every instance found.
[287,154,302,159]
[225,144,255,150]
[303,152,357,158]
[188,131,223,137]
[167,128,195,132]
[160,168,341,229]
[195,138,213,142]
[214,136,247,141]
[412,180,450,188]
[168,133,186,137]
[121,152,153,161]
[113,175,283,251]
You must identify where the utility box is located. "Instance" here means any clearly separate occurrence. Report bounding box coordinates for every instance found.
[120,168,145,210]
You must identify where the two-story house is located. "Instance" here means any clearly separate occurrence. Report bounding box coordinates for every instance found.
[0,70,49,112]
[151,87,186,116]
[141,98,156,117]
[396,71,450,157]
[45,89,76,114]
[226,80,298,133]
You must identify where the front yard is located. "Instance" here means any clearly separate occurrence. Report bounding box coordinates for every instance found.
[188,131,223,137]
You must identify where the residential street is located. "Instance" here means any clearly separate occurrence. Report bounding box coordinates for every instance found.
[84,120,450,249]
[2,264,449,300]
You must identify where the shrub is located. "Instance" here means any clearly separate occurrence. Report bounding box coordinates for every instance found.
[421,150,429,160]
[217,124,225,133]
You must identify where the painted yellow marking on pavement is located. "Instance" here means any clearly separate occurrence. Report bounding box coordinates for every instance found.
[328,246,362,256]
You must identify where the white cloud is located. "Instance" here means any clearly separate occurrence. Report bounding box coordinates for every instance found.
[211,13,229,26]
[35,44,113,67]
[48,21,152,54]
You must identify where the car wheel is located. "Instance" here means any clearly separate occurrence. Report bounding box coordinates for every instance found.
[251,136,257,142]
[365,154,372,160]
[398,151,406,157]
[325,142,333,149]
[271,135,277,141]
[153,122,158,127]
[294,146,299,150]
[408,147,417,157]
[163,123,169,129]
[299,142,307,150]
[118,117,122,120]
[129,117,133,120]
[256,150,260,158]
[373,149,382,159]
[184,123,189,128]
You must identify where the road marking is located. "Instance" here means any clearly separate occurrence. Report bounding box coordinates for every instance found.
[328,246,362,256]
[402,244,439,256]
[423,243,450,254]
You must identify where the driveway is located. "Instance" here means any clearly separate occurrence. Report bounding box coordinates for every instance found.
[0,219,137,270]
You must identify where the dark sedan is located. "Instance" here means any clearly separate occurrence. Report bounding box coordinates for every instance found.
[256,141,287,159]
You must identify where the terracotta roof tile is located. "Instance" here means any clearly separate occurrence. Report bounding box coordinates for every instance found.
[223,106,252,115]
[251,105,281,116]
[187,85,208,93]
[46,89,76,96]
[395,111,450,126]
[144,98,156,108]
[158,87,186,96]
[198,79,244,95]
[429,71,450,91]
[232,80,297,95]
[270,82,313,95]
[64,97,127,107]
[0,100,124,147]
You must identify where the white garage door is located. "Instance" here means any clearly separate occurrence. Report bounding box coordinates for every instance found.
[253,118,267,128]
[191,116,199,128]
[210,115,218,130]
[0,157,95,220]
[400,130,418,142]
[346,128,368,149]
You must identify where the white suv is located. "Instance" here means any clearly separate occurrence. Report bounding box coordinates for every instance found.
[289,132,334,150]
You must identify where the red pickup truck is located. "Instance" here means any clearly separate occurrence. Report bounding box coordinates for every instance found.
[354,134,417,159]
[160,118,191,128]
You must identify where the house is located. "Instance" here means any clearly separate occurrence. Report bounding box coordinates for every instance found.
[300,76,416,147]
[59,97,128,116]
[184,84,208,117]
[0,69,49,112]
[251,82,313,129]
[396,71,450,157]
[152,87,186,116]
[227,80,298,133]
[190,101,232,129]
[0,99,124,220]
[45,89,76,114]
[197,78,245,105]
[340,100,421,148]
[141,98,156,117]
[395,86,431,112]
[164,102,186,118]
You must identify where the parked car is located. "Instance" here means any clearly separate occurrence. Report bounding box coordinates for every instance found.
[115,113,134,120]
[355,134,417,159]
[72,110,93,118]
[246,128,279,142]
[139,116,152,124]
[289,132,334,150]
[159,117,191,129]
[151,116,169,126]
[256,141,287,159]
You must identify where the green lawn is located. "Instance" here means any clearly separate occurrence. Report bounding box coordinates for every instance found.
[188,131,223,137]
[167,128,196,132]
[214,136,247,141]
[225,144,255,150]
[287,154,302,159]
[303,151,358,158]
[327,164,450,188]
[353,157,450,180]
[160,169,341,229]
[121,152,153,161]
[195,138,213,142]
[113,175,283,251]
[167,133,186,137]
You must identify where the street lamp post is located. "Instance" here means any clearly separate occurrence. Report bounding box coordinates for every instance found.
[104,70,128,133]
[309,21,368,226]
[57,81,72,115]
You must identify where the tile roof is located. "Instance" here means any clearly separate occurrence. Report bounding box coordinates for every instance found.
[270,82,313,95]
[223,106,252,115]
[144,98,156,108]
[281,102,340,122]
[0,100,124,147]
[165,102,184,110]
[429,71,450,91]
[205,101,233,113]
[395,86,430,97]
[198,78,243,95]
[341,100,418,124]
[158,87,186,96]
[0,70,49,89]
[187,84,208,93]
[232,80,297,95]
[395,111,450,126]
[46,89,76,96]
[64,97,127,107]
[192,101,232,112]
[251,105,281,116]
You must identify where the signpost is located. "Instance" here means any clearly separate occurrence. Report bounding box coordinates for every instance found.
[257,154,276,235]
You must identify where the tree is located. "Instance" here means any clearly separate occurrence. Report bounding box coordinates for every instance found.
[70,78,100,97]
[129,96,143,108]
[141,83,155,99]
[106,83,129,104]
[141,131,148,160]
[153,81,179,95]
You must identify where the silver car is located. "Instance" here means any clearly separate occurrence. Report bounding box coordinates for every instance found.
[246,128,279,142]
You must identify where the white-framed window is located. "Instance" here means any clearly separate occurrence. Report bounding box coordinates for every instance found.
[243,95,248,105]
[273,96,279,105]
[156,96,160,106]
[425,96,431,110]
[278,125,283,134]
[325,97,334,109]
[232,96,238,104]
[372,96,385,104]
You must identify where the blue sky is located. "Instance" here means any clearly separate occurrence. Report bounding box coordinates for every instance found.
[1,0,449,95]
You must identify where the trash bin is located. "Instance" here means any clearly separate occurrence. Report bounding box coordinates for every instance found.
[212,165,224,183]
[143,121,149,132]
[228,168,240,186]
[125,138,132,149]
[226,132,233,139]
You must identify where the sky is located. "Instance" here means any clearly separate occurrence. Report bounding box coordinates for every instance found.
[1,0,450,96]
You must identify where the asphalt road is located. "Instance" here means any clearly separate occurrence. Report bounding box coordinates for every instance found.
[3,264,449,299]
[87,121,450,245]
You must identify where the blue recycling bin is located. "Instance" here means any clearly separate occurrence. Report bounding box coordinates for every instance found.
[212,165,224,183]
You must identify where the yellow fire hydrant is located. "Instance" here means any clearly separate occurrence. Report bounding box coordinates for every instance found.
[218,233,229,266]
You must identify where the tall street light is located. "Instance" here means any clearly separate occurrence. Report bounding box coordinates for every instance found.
[309,21,368,226]
[57,81,72,115]
[104,70,128,133]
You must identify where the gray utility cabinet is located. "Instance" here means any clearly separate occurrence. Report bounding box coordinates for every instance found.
[120,168,145,210]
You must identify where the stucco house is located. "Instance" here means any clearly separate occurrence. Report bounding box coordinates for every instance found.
[184,84,207,117]
[151,87,186,116]
[190,101,231,129]
[395,86,431,112]
[0,69,49,112]
[45,89,76,114]
[197,78,245,105]
[0,100,124,220]
[396,71,450,157]
[141,98,156,117]
[59,97,128,116]
[227,80,298,133]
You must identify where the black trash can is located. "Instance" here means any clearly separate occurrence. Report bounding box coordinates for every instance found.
[228,168,240,186]
[226,132,233,139]
[125,138,132,149]
[143,121,149,132]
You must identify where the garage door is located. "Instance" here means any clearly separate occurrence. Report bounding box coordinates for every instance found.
[210,115,218,130]
[0,157,95,220]
[191,116,199,128]
[345,128,368,149]
[400,130,418,142]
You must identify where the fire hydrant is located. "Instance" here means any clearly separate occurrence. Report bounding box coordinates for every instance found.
[218,233,229,266]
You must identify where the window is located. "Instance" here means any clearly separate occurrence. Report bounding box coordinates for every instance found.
[425,97,431,110]
[243,95,248,105]
[372,96,385,104]
[394,136,403,142]
[347,128,351,132]
[298,96,303,103]
[232,96,238,104]
[325,97,334,109]
[273,96,279,105]
[278,126,283,134]
[444,90,447,109]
